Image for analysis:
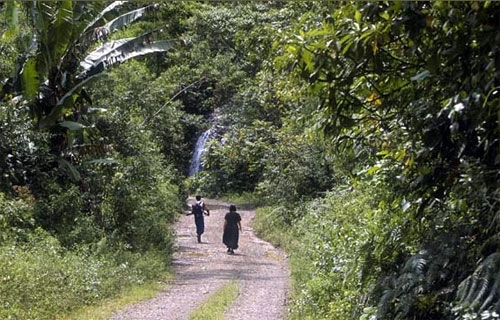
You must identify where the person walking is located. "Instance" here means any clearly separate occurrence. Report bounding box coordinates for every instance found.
[191,195,210,243]
[223,204,242,254]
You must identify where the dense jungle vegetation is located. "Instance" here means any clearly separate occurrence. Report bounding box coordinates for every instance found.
[1,1,500,319]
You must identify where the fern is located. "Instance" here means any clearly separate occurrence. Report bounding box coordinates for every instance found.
[454,253,500,318]
[374,238,460,320]
[376,253,428,319]
[63,144,114,162]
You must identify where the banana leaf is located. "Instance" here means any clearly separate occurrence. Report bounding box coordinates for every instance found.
[79,38,178,79]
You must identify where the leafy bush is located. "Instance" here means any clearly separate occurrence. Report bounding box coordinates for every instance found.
[0,101,54,196]
[286,186,376,319]
[0,189,35,242]
[94,105,180,255]
[34,184,84,243]
[256,131,338,207]
[202,121,274,196]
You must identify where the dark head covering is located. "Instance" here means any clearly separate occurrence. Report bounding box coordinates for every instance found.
[196,195,201,201]
[229,204,236,212]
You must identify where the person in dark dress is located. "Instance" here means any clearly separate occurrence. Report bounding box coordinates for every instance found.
[223,204,242,254]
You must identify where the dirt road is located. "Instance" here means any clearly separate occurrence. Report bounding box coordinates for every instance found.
[108,198,290,320]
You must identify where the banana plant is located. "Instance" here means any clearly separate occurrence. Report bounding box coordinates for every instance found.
[1,1,184,181]
[3,1,181,135]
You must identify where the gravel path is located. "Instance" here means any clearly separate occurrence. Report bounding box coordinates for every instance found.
[108,198,290,320]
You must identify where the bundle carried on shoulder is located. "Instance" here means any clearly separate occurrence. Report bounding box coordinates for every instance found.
[192,201,208,217]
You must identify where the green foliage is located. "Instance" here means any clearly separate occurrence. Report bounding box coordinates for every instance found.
[266,1,500,319]
[203,120,275,196]
[0,190,35,242]
[0,2,20,41]
[0,229,168,319]
[95,60,192,175]
[252,205,297,250]
[286,186,376,319]
[0,4,185,316]
[34,184,84,244]
[254,185,379,319]
[2,2,180,133]
[93,113,179,255]
[256,130,339,208]
[99,159,178,255]
[4,1,500,319]
[0,101,50,194]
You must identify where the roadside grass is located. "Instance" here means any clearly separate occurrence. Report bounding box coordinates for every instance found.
[253,187,377,319]
[252,205,296,250]
[189,280,240,320]
[60,273,173,320]
[0,228,173,320]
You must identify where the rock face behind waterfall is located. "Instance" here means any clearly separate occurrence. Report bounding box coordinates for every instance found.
[188,129,212,176]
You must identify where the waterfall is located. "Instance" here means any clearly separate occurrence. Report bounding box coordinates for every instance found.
[188,129,212,176]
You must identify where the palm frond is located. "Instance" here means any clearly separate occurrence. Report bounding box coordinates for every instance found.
[376,253,429,319]
[58,158,81,182]
[63,144,114,162]
[84,158,116,166]
[479,273,500,313]
[377,283,396,318]
[72,2,159,64]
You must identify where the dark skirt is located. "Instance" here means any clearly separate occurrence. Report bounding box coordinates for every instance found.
[195,216,204,235]
[223,226,239,249]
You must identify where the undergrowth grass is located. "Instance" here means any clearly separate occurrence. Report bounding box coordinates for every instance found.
[252,205,296,250]
[253,186,376,319]
[0,229,173,319]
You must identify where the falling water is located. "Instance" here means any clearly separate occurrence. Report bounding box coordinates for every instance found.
[188,129,212,176]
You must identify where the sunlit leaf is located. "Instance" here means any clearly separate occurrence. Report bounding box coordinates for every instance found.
[85,158,116,165]
[411,70,431,82]
[2,1,20,40]
[367,165,380,175]
[59,121,86,131]
[21,58,39,99]
[355,10,362,24]
[401,199,411,212]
